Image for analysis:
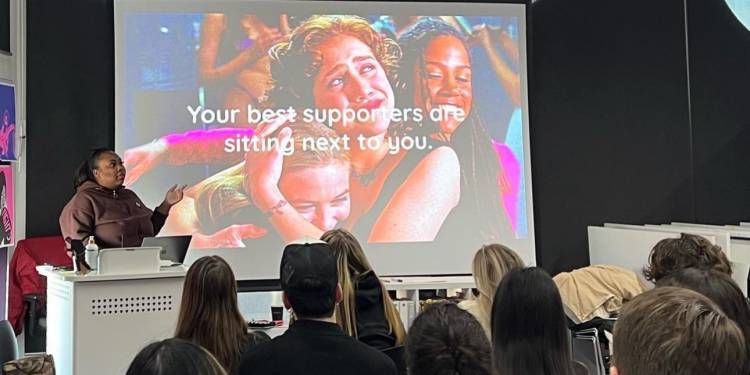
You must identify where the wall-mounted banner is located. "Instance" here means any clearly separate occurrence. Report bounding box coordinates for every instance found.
[0,164,14,247]
[0,82,17,161]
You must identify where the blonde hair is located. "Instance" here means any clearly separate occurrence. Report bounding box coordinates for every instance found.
[194,121,349,231]
[321,229,406,346]
[472,244,525,330]
[267,15,401,109]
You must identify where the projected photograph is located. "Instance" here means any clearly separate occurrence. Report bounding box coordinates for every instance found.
[116,2,533,279]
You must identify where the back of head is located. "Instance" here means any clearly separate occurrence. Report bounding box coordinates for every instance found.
[321,229,373,277]
[656,268,750,357]
[406,302,492,375]
[321,229,406,344]
[280,240,339,318]
[175,256,247,373]
[643,233,732,282]
[472,244,525,327]
[613,287,747,375]
[491,267,574,375]
[126,338,227,375]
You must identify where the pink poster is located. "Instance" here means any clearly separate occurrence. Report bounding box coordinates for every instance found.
[0,165,14,247]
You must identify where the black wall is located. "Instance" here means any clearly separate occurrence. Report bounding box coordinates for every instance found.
[26,0,114,236]
[530,0,696,272]
[0,0,9,53]
[688,0,750,224]
[25,0,750,275]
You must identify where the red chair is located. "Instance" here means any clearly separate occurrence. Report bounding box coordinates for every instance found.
[7,236,71,342]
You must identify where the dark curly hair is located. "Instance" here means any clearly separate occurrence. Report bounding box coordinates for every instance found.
[643,233,732,282]
[406,302,492,375]
[267,15,401,110]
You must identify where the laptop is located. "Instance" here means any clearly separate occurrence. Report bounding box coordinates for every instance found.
[98,247,162,274]
[142,235,192,264]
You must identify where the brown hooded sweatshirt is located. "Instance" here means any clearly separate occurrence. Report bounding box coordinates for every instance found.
[59,180,167,248]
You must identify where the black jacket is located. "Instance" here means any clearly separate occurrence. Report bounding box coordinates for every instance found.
[238,319,397,375]
[355,271,397,350]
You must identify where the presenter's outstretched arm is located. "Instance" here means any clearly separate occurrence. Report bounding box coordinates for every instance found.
[151,184,186,234]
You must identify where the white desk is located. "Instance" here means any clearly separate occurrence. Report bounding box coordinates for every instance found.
[382,276,475,291]
[590,223,750,295]
[38,266,187,375]
[383,276,475,329]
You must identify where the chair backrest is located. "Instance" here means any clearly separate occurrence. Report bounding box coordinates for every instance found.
[0,319,19,365]
[571,331,605,375]
[15,237,71,267]
[382,345,406,375]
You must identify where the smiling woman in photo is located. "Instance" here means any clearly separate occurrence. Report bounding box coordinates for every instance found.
[397,17,517,243]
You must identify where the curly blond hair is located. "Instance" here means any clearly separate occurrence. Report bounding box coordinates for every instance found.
[267,15,401,109]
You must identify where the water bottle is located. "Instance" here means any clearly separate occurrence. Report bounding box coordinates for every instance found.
[85,236,99,271]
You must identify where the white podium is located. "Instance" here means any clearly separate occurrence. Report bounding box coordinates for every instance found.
[37,266,187,375]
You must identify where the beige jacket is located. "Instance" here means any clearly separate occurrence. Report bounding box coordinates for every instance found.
[553,265,645,323]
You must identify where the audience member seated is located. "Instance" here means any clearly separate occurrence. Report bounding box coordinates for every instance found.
[656,267,750,365]
[458,244,524,338]
[321,229,406,350]
[238,241,397,375]
[126,338,227,375]
[174,256,249,374]
[643,233,732,283]
[492,267,587,375]
[611,287,748,375]
[553,265,645,324]
[406,302,492,375]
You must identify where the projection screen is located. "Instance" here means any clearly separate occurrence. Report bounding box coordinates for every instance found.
[115,0,535,280]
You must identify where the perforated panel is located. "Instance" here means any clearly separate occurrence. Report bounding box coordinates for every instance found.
[90,295,174,315]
